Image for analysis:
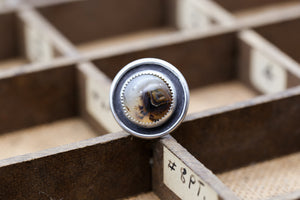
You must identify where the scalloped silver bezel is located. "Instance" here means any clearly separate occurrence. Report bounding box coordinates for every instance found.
[120,70,176,128]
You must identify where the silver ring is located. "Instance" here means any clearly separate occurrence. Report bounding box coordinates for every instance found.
[110,58,189,139]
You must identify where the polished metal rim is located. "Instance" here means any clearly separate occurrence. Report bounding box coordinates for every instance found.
[109,58,189,139]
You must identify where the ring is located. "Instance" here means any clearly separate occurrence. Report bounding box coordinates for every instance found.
[109,58,189,139]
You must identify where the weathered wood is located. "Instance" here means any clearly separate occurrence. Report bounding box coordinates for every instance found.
[0,63,77,134]
[212,0,299,13]
[152,135,239,200]
[255,18,300,64]
[0,132,152,200]
[238,30,300,93]
[172,86,300,173]
[37,0,171,45]
[77,61,116,134]
[92,31,237,90]
[0,12,20,60]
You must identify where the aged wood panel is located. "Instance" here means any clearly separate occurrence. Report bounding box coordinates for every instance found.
[92,32,237,90]
[0,12,20,60]
[237,34,300,93]
[37,0,171,45]
[172,86,300,173]
[212,0,299,13]
[0,132,152,200]
[255,18,300,64]
[0,64,77,134]
[152,136,239,200]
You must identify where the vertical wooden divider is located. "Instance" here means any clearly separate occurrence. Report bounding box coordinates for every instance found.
[238,30,300,94]
[17,5,77,60]
[152,135,239,200]
[77,61,122,134]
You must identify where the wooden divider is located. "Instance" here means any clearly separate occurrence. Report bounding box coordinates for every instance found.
[0,132,152,200]
[0,0,299,199]
[172,85,300,173]
[153,135,239,200]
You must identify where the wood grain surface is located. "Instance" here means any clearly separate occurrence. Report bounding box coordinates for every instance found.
[37,0,171,45]
[0,132,152,200]
[0,64,77,134]
[173,86,300,173]
[0,117,97,160]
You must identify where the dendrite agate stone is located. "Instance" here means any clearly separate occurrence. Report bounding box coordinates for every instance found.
[121,72,176,128]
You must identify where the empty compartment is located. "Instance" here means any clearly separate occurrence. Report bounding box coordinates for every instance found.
[0,10,64,69]
[0,63,108,160]
[171,86,300,200]
[254,18,300,65]
[36,0,221,53]
[90,30,300,114]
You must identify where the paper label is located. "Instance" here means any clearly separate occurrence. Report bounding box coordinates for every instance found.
[177,0,211,30]
[25,24,54,63]
[250,49,287,94]
[163,147,219,200]
[86,76,121,133]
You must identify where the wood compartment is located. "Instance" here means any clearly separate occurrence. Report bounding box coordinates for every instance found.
[0,11,27,69]
[171,86,300,200]
[254,18,300,65]
[35,0,224,53]
[0,132,153,200]
[0,61,110,160]
[89,30,300,115]
[0,9,65,70]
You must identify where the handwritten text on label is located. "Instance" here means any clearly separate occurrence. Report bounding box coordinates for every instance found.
[163,147,218,200]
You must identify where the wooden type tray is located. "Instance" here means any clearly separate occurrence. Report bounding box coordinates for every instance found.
[0,0,299,200]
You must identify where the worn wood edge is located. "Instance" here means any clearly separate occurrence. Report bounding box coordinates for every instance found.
[18,5,78,57]
[185,85,300,122]
[82,24,239,61]
[77,61,119,133]
[24,0,80,8]
[0,131,129,168]
[264,190,300,200]
[77,60,112,83]
[239,29,300,79]
[234,2,300,28]
[195,0,235,25]
[0,55,80,79]
[159,136,240,200]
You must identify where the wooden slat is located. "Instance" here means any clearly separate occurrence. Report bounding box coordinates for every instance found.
[36,0,170,45]
[0,11,19,60]
[0,63,77,134]
[172,85,300,173]
[238,30,300,92]
[254,18,300,65]
[212,0,299,13]
[91,31,237,90]
[152,136,239,200]
[0,132,152,200]
[77,61,121,134]
[18,6,77,57]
